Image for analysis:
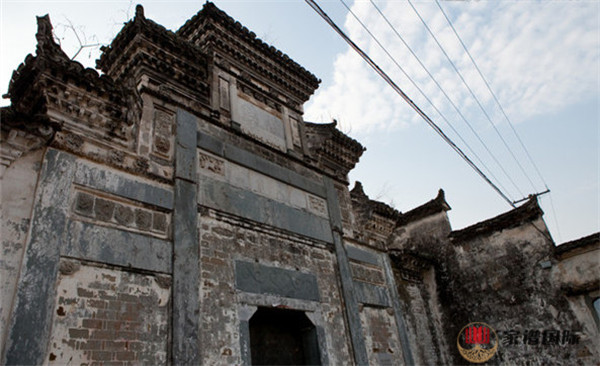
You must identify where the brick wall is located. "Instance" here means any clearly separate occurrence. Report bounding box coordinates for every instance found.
[46,261,171,365]
[360,306,403,365]
[198,209,352,365]
[394,267,450,365]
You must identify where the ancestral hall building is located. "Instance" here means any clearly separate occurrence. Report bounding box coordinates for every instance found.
[1,3,598,365]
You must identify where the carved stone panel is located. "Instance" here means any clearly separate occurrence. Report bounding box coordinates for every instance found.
[308,194,328,217]
[71,186,171,239]
[219,77,231,111]
[289,116,302,148]
[151,108,175,161]
[236,98,286,151]
[198,151,225,176]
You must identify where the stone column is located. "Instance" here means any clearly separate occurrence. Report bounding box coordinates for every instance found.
[323,177,369,365]
[172,109,201,364]
[382,254,415,365]
[3,149,76,365]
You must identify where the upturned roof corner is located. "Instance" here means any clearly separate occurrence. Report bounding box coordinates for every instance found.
[304,121,366,182]
[396,189,451,227]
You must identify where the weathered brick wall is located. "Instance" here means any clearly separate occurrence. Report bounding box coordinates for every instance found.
[551,237,600,363]
[0,148,44,356]
[393,266,450,365]
[360,306,403,365]
[389,211,451,258]
[46,260,171,365]
[198,209,352,365]
[439,218,595,364]
[552,244,600,293]
[344,241,414,365]
[2,148,174,365]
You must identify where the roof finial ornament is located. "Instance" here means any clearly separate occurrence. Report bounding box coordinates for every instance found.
[436,189,445,201]
[35,14,69,60]
[351,181,366,196]
[35,14,53,45]
[135,4,145,19]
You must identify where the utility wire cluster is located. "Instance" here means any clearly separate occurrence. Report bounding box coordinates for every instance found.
[305,0,561,239]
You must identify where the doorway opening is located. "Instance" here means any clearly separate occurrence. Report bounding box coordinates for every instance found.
[249,307,321,365]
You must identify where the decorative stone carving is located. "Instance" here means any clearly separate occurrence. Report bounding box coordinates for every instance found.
[152,109,175,160]
[308,195,328,217]
[71,187,171,238]
[58,260,81,276]
[219,77,230,111]
[198,151,225,176]
[289,116,302,148]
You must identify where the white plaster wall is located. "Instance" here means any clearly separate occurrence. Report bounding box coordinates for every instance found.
[0,148,45,356]
[552,247,600,291]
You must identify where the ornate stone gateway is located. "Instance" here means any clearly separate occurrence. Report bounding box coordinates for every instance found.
[1,3,597,365]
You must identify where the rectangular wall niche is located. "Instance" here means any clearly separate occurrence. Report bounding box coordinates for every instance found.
[46,260,171,365]
[249,307,320,366]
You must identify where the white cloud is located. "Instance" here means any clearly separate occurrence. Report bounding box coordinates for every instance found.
[305,0,599,134]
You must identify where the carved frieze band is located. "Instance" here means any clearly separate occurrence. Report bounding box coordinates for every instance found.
[391,253,431,284]
[71,186,171,239]
[197,149,328,218]
[46,86,134,148]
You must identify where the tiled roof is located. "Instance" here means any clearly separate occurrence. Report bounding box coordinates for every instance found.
[396,189,450,227]
[450,197,543,242]
[177,2,320,88]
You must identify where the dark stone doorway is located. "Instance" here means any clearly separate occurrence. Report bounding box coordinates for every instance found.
[249,307,321,365]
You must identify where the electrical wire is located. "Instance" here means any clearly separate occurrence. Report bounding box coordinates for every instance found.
[435,0,549,190]
[304,0,516,207]
[547,192,563,242]
[338,0,512,199]
[364,0,520,200]
[433,0,560,241]
[407,0,539,195]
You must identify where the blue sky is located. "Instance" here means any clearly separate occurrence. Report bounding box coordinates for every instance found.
[1,0,598,244]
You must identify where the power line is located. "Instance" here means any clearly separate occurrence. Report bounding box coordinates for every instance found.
[547,192,563,242]
[435,0,549,190]
[339,0,512,199]
[304,0,516,207]
[364,0,520,200]
[407,0,539,195]
[434,0,560,241]
[341,0,515,200]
